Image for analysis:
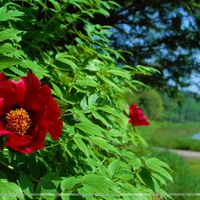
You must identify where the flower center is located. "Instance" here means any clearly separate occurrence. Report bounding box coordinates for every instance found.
[5,108,32,136]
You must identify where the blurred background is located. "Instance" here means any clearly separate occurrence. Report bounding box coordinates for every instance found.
[87,1,200,199]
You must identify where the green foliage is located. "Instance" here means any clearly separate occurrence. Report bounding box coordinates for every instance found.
[0,1,172,199]
[126,87,164,121]
[163,90,200,123]
[152,149,200,200]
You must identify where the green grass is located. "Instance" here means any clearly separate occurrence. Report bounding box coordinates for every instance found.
[187,158,200,177]
[137,121,200,151]
[137,121,200,199]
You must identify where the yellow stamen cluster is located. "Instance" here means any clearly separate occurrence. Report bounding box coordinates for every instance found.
[5,108,32,136]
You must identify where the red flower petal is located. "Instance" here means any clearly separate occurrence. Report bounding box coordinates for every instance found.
[0,81,19,111]
[0,73,63,154]
[11,79,26,106]
[0,122,9,136]
[46,96,62,140]
[0,73,7,81]
[0,98,5,116]
[5,120,47,154]
[24,85,51,122]
[19,73,42,109]
[129,103,150,126]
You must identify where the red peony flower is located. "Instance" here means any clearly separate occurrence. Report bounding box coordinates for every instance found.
[0,73,63,154]
[129,103,150,126]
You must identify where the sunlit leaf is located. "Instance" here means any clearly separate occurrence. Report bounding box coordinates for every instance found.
[0,7,24,21]
[0,56,22,69]
[81,174,118,193]
[60,177,80,192]
[19,172,34,199]
[73,136,89,157]
[0,29,21,42]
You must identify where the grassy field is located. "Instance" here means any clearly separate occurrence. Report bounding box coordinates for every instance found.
[136,121,200,199]
[187,158,200,177]
[137,121,200,151]
[151,148,200,200]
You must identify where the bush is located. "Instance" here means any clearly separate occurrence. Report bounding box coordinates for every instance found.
[0,1,172,199]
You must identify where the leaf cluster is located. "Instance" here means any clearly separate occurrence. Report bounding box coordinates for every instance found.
[0,1,172,199]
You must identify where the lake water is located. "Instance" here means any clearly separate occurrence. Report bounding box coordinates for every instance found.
[191,132,200,140]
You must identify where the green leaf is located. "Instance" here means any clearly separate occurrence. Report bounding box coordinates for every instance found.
[77,187,92,200]
[125,79,138,91]
[40,51,52,64]
[131,80,147,87]
[107,70,131,79]
[73,136,89,157]
[0,170,7,179]
[108,159,120,177]
[75,121,104,137]
[91,110,111,128]
[119,182,141,200]
[65,95,80,105]
[20,60,49,78]
[131,157,143,170]
[0,56,22,69]
[74,79,99,87]
[55,53,78,71]
[138,168,155,192]
[0,29,21,42]
[59,74,73,85]
[0,43,18,54]
[0,177,25,200]
[145,158,173,182]
[0,7,24,21]
[146,158,171,169]
[72,85,89,93]
[88,93,98,105]
[36,172,59,193]
[96,106,120,118]
[19,172,34,199]
[81,174,118,193]
[48,0,61,10]
[114,166,133,179]
[151,178,170,199]
[136,65,160,75]
[28,154,40,178]
[85,59,101,71]
[61,177,80,192]
[88,136,121,155]
[51,82,64,100]
[10,66,26,76]
[60,192,70,200]
[80,96,88,110]
[151,172,166,186]
[98,74,122,92]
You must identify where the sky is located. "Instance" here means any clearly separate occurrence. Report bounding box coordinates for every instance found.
[183,73,200,94]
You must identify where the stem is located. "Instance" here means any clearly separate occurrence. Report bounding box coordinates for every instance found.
[28,174,40,183]
[0,161,18,173]
[44,143,60,149]
[0,161,40,183]
[68,75,77,93]
[62,113,73,116]
[65,183,83,192]
[42,2,69,32]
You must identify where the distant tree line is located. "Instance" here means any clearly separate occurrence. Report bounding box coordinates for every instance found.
[126,87,200,122]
